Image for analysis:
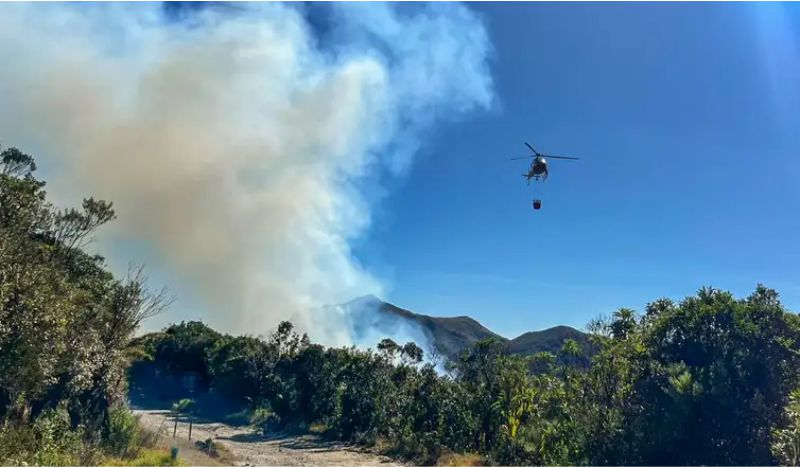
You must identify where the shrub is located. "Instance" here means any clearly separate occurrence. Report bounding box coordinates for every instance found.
[195,437,234,463]
[0,408,85,466]
[250,406,281,433]
[104,406,148,459]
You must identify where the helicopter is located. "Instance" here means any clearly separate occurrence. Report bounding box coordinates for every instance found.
[511,142,579,184]
[511,142,579,210]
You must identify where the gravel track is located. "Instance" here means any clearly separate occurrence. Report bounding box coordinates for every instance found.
[135,409,405,467]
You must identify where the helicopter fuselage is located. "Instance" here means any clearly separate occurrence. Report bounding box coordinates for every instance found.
[515,142,578,191]
[525,157,548,181]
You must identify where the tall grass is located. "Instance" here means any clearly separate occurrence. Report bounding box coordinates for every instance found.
[103,448,184,466]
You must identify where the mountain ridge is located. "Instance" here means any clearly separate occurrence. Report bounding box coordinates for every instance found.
[341,295,591,361]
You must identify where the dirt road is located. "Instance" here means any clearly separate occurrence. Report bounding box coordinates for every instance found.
[135,409,405,466]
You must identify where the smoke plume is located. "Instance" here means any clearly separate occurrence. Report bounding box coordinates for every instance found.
[0,2,493,345]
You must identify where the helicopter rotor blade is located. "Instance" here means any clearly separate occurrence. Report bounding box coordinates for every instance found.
[541,154,579,160]
[524,142,539,155]
[510,156,535,160]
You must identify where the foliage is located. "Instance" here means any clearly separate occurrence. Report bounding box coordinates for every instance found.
[0,408,86,466]
[102,448,184,466]
[0,144,167,464]
[250,405,281,434]
[772,388,800,466]
[133,284,800,466]
[6,143,800,466]
[194,437,234,463]
[103,406,152,459]
[171,399,195,416]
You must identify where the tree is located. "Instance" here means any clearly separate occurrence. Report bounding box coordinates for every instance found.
[601,286,800,465]
[124,285,800,466]
[772,389,800,466]
[0,144,167,463]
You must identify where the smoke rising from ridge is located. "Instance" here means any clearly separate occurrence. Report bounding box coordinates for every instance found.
[0,2,493,345]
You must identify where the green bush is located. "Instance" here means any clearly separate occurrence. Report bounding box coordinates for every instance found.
[104,406,147,459]
[250,406,281,433]
[0,408,86,466]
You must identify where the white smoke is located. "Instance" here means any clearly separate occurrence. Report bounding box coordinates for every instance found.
[0,2,493,345]
[318,296,449,372]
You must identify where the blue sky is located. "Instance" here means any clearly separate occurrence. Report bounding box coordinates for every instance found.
[6,2,797,340]
[355,2,800,338]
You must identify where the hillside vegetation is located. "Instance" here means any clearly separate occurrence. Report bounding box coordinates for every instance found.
[134,295,800,465]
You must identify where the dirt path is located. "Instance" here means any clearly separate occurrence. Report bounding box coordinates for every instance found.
[135,409,405,466]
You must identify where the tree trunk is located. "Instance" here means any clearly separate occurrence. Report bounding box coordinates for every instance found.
[188,414,193,440]
[173,413,178,438]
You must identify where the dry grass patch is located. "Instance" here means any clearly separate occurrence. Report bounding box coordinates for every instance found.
[436,451,486,466]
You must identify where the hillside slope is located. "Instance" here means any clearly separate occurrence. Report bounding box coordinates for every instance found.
[376,298,504,360]
[507,325,592,356]
[340,296,589,361]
